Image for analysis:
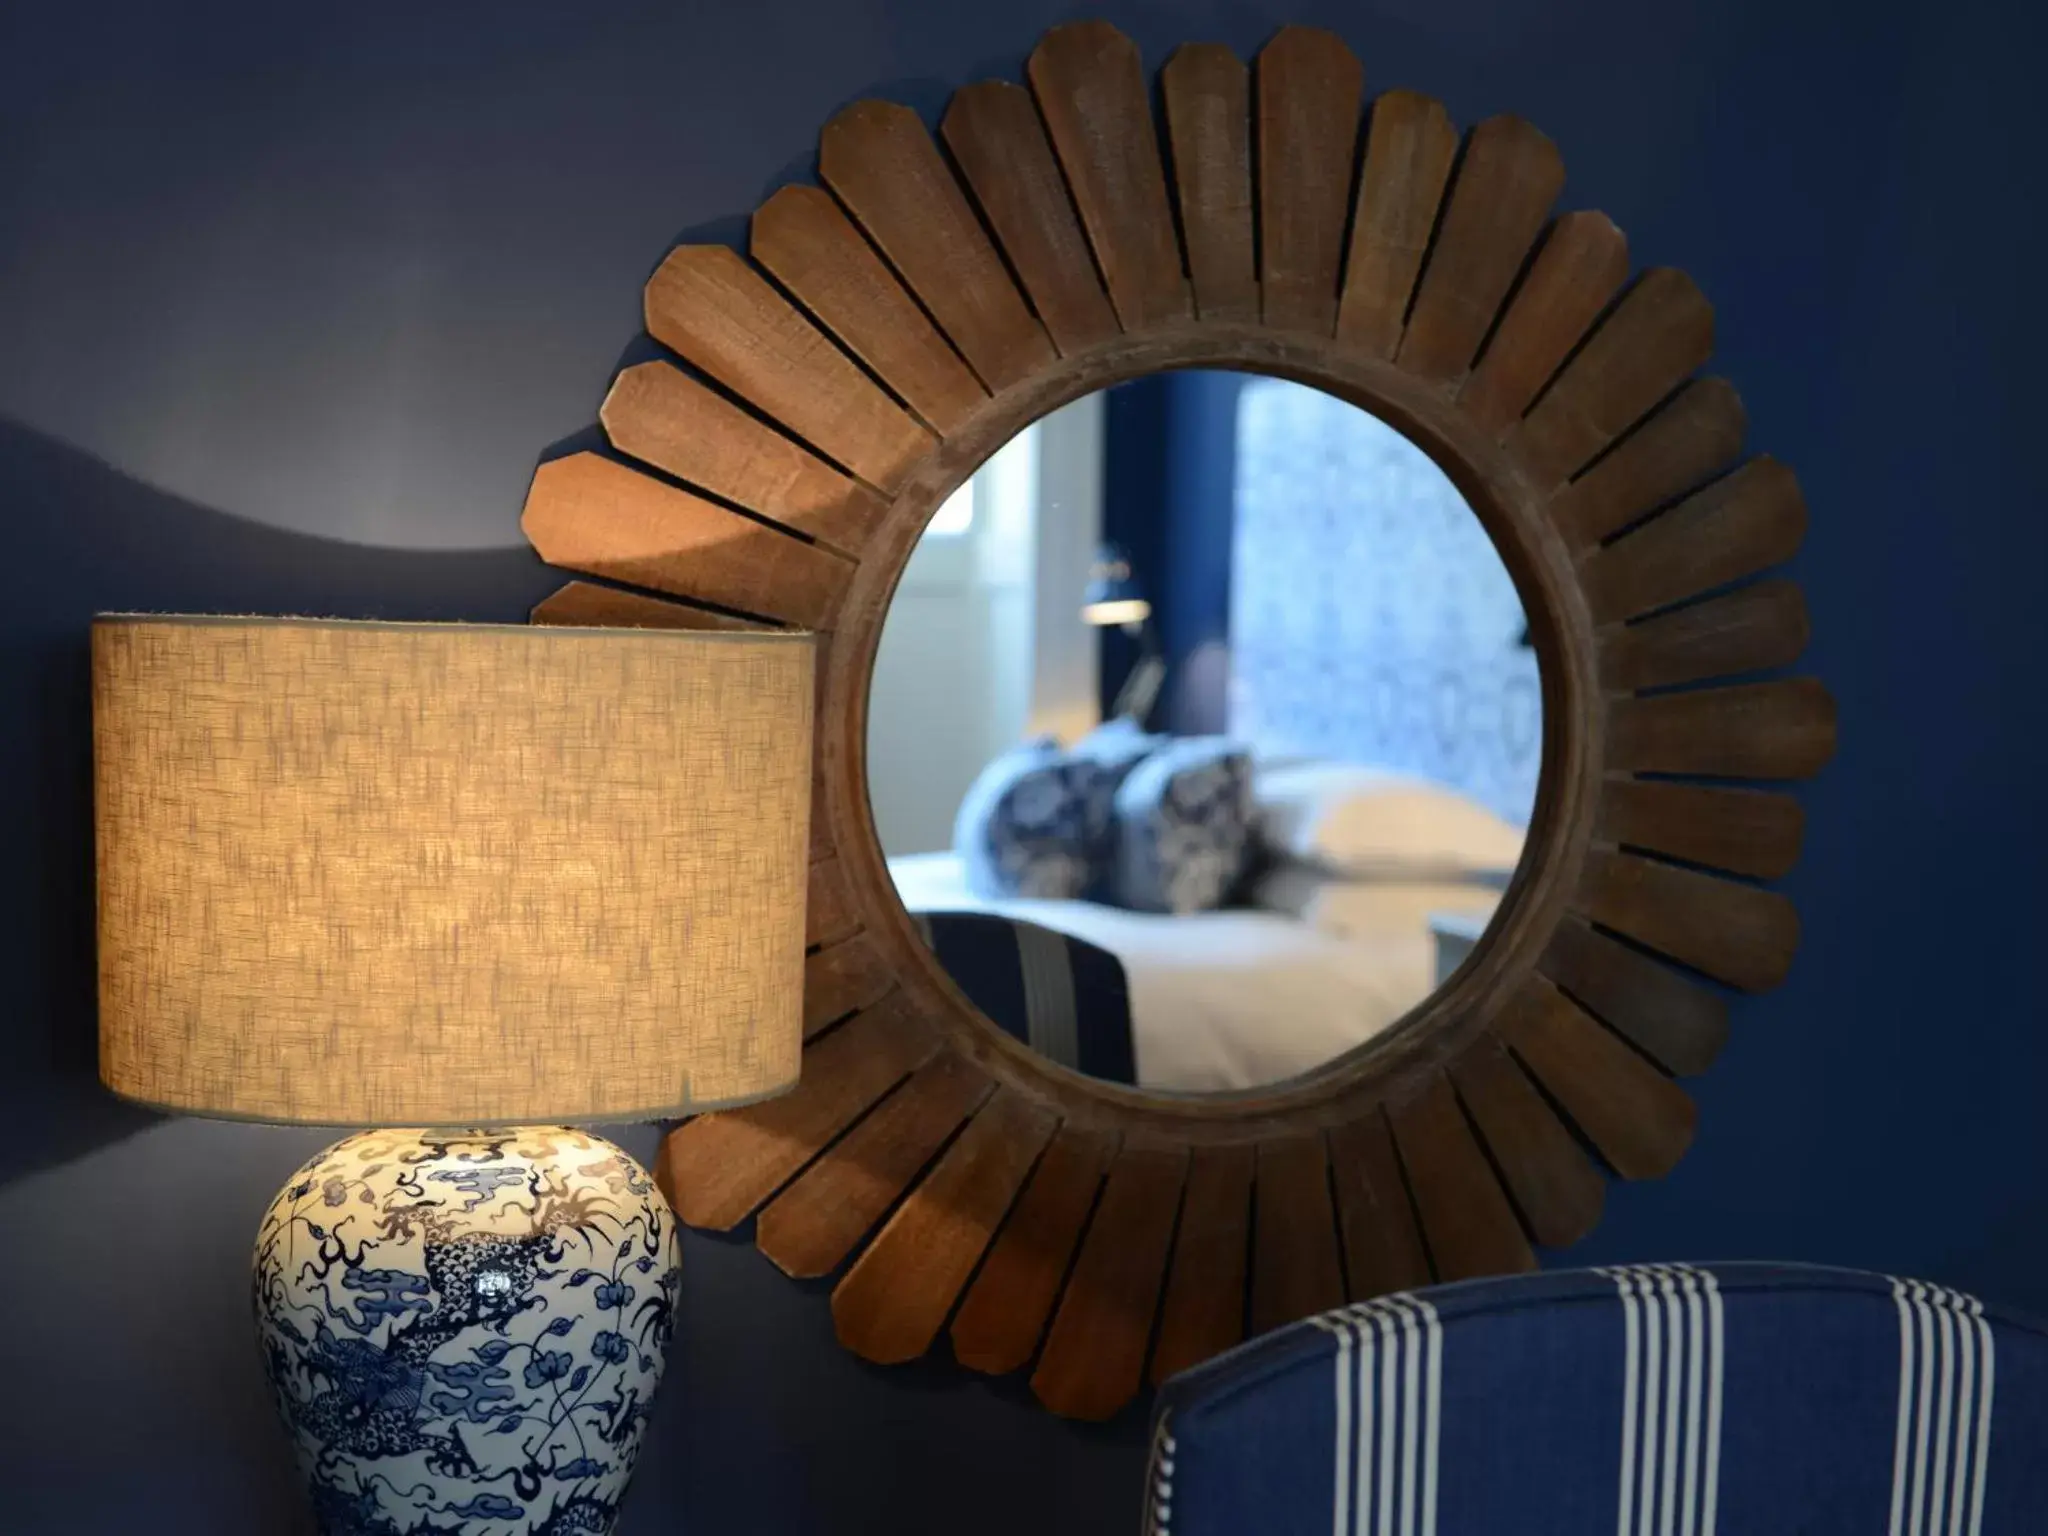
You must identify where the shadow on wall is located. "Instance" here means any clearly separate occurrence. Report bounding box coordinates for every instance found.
[0,417,562,1189]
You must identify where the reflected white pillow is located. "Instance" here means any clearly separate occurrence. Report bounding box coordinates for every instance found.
[1253,762,1524,880]
[1249,864,1502,944]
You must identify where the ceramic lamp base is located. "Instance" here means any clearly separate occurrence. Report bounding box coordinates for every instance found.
[253,1126,681,1536]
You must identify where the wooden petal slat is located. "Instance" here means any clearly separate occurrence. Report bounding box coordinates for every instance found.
[1577,847,1801,993]
[1256,26,1363,335]
[1150,1143,1253,1384]
[1160,44,1257,324]
[1540,917,1728,1076]
[1608,678,1838,781]
[1328,1110,1432,1299]
[1548,376,1748,551]
[656,995,938,1229]
[750,184,988,434]
[600,360,888,559]
[1583,457,1807,624]
[1388,1073,1536,1281]
[1500,976,1696,1179]
[1509,267,1716,487]
[1337,90,1458,358]
[644,247,933,489]
[1449,1034,1605,1247]
[1251,1134,1347,1333]
[530,580,766,633]
[803,933,895,1040]
[521,454,849,630]
[1029,21,1192,330]
[941,81,1121,354]
[1597,777,1806,881]
[1396,116,1564,382]
[951,1124,1118,1375]
[835,1088,1059,1364]
[1600,579,1810,693]
[1031,1140,1187,1420]
[1460,211,1631,435]
[805,855,861,951]
[818,101,1054,393]
[757,1054,994,1279]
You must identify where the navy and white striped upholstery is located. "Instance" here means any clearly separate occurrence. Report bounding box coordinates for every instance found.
[1146,1263,2048,1535]
[913,911,1136,1084]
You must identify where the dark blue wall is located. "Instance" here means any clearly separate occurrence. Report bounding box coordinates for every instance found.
[1099,375,1169,726]
[1101,370,1245,734]
[2,1,2045,1532]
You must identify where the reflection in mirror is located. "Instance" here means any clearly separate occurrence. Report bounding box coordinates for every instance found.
[866,373,1540,1094]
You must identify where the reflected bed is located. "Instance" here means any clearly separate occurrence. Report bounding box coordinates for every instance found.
[888,850,1498,1093]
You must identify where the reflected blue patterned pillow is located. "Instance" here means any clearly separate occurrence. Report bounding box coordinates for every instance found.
[1109,739,1254,913]
[1069,717,1163,846]
[953,740,1096,899]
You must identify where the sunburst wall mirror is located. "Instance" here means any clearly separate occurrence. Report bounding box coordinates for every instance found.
[518,19,1835,1421]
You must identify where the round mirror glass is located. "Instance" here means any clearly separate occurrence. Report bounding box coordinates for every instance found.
[866,371,1540,1093]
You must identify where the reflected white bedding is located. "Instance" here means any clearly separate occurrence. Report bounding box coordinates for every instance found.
[887,851,1497,1093]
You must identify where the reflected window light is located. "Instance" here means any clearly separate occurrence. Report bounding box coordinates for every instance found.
[926,481,975,537]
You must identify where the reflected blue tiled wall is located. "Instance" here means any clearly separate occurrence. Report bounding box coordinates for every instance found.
[1228,378,1539,823]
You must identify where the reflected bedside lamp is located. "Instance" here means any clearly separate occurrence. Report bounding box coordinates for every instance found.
[1081,541,1166,724]
[91,615,814,1535]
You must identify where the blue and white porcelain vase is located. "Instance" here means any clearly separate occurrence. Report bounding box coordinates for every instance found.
[253,1127,681,1536]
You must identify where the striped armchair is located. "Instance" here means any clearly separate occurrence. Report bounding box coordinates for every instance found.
[1145,1263,2048,1535]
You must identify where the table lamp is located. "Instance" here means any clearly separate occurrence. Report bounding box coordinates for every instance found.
[1080,541,1165,724]
[92,615,814,1536]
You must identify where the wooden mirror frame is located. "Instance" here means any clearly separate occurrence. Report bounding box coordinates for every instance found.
[519,20,1836,1420]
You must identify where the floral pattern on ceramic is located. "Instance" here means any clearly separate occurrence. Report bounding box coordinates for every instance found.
[1109,739,1254,913]
[253,1126,680,1536]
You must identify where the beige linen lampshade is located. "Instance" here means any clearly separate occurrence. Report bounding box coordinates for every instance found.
[92,614,814,1126]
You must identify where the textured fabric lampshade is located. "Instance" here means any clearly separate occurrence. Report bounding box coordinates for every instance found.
[92,615,815,1126]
